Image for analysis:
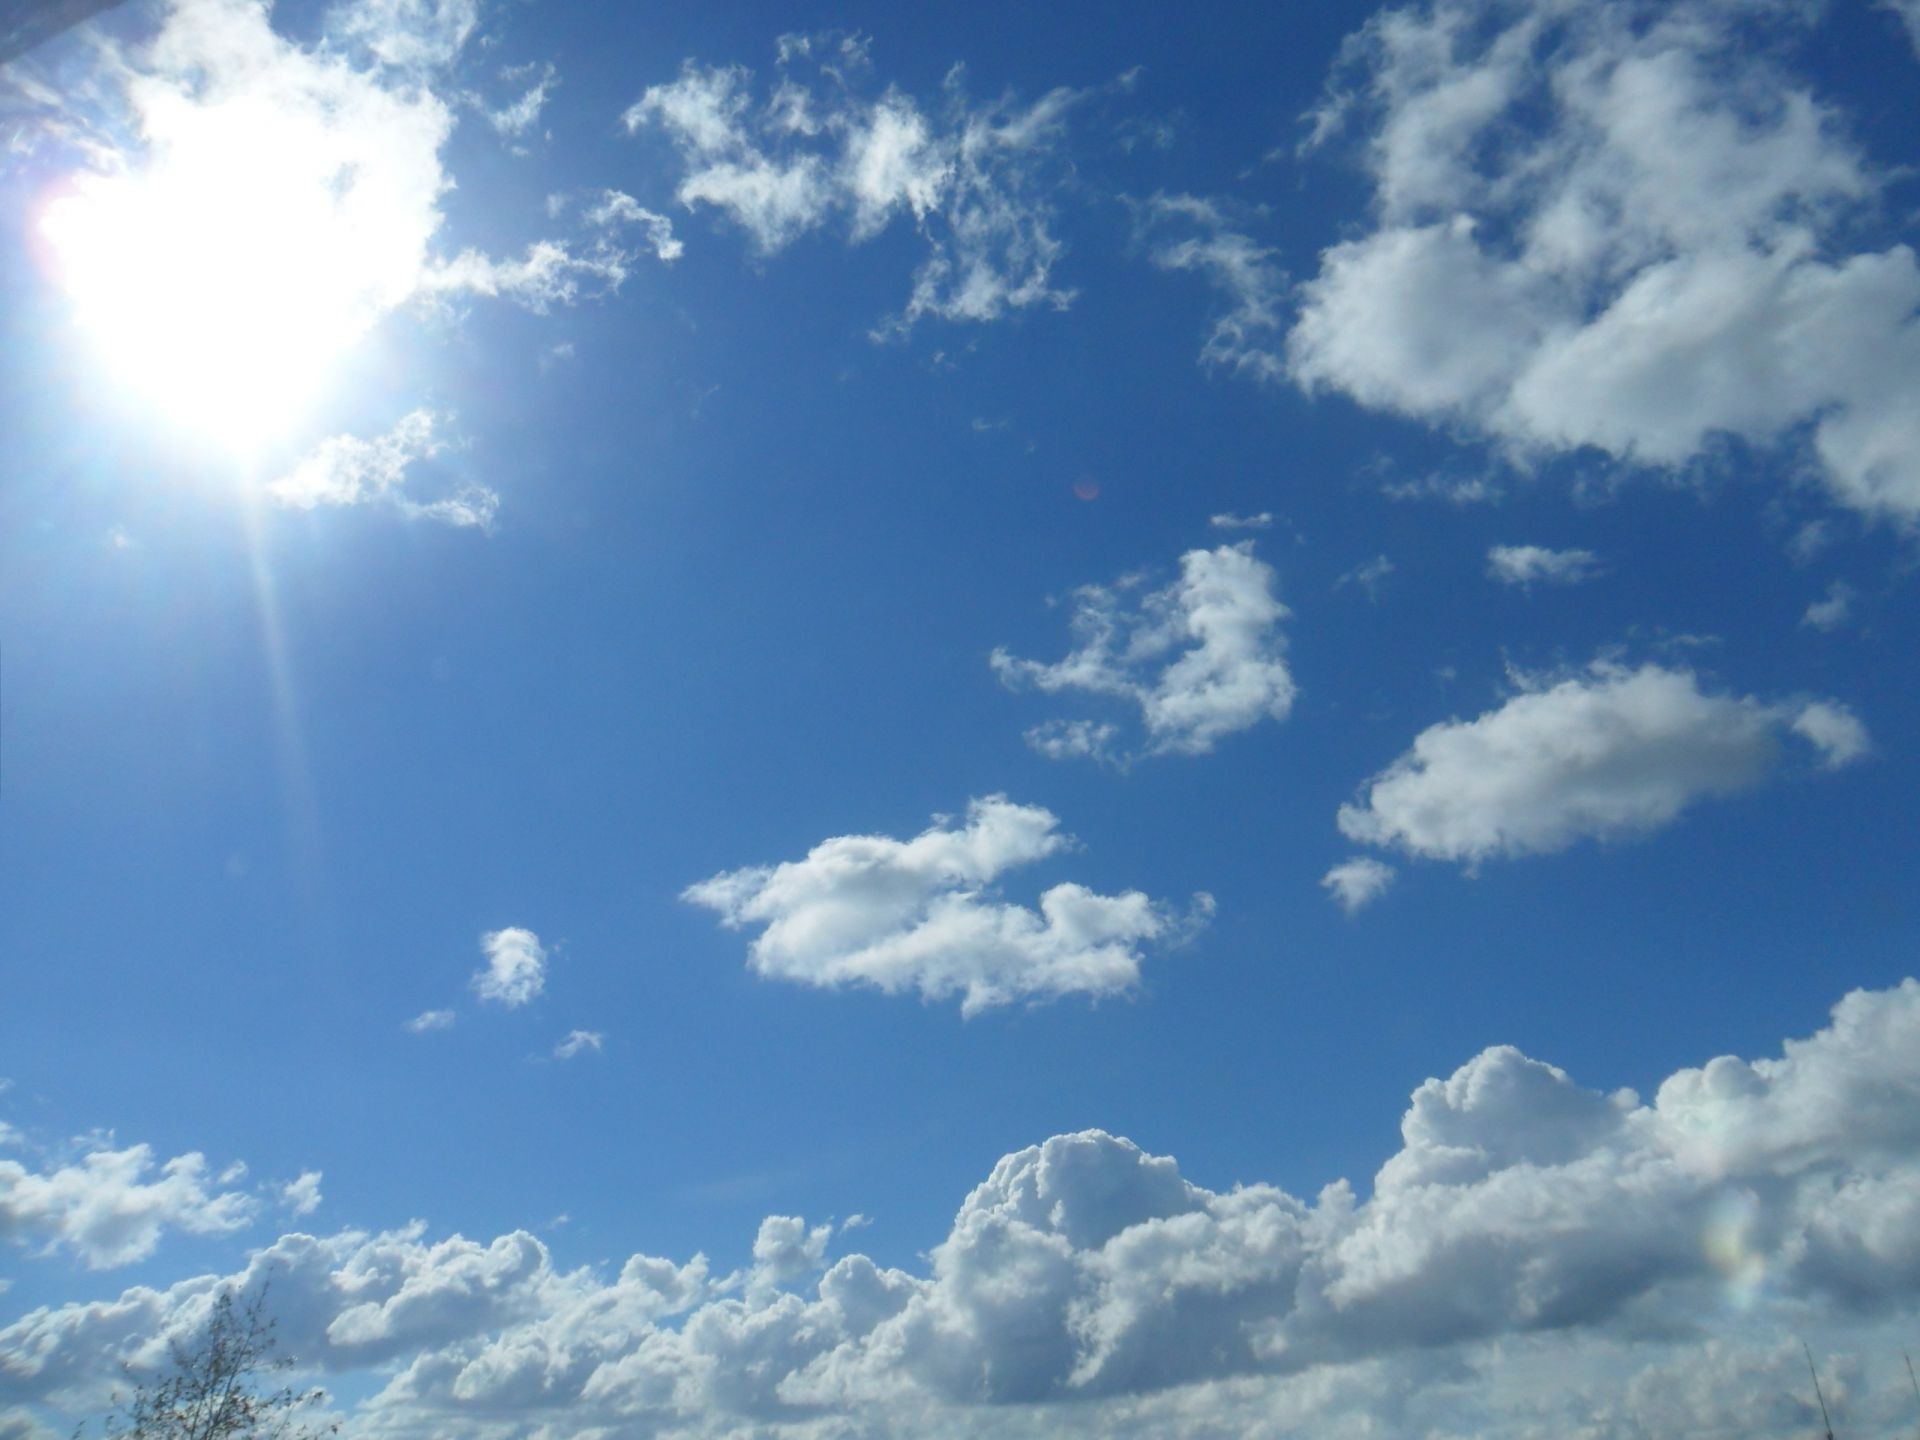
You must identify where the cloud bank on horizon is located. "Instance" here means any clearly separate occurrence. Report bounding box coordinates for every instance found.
[7,981,1920,1437]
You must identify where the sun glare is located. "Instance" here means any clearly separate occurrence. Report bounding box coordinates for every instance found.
[39,88,434,457]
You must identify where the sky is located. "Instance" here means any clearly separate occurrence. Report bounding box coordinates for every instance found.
[2,0,1920,1435]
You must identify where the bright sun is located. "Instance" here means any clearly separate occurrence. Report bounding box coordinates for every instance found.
[39,73,444,457]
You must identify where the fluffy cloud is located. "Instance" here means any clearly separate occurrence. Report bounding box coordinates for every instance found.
[0,1140,256,1269]
[1322,856,1395,913]
[11,981,1920,1438]
[471,927,547,1008]
[1338,662,1868,865]
[266,410,498,529]
[1486,543,1600,587]
[1291,0,1920,521]
[683,797,1197,1015]
[992,543,1295,762]
[625,38,1079,331]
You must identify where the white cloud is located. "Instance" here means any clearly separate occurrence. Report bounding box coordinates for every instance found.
[266,410,498,529]
[15,981,1920,1438]
[1486,543,1601,587]
[683,796,1194,1015]
[404,1008,455,1033]
[1142,194,1286,381]
[1800,580,1855,633]
[472,927,547,1008]
[0,1140,256,1268]
[1292,0,1920,522]
[553,1030,603,1061]
[625,43,1080,331]
[1338,662,1868,865]
[484,63,554,138]
[280,1171,323,1218]
[584,190,685,261]
[993,542,1295,761]
[1322,856,1396,914]
[1208,511,1273,530]
[329,0,477,71]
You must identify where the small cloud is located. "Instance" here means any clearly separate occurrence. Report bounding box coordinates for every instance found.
[104,526,137,551]
[473,928,548,1008]
[267,411,499,531]
[1800,580,1855,633]
[1209,511,1274,530]
[1322,856,1395,914]
[1335,553,1395,601]
[406,1008,456,1033]
[1791,700,1871,769]
[584,190,684,262]
[1487,545,1602,588]
[554,1030,604,1061]
[280,1170,323,1217]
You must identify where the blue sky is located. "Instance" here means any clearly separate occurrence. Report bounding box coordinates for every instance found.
[3,0,1920,1435]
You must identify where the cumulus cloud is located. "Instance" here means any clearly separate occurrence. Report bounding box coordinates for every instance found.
[266,410,498,528]
[683,796,1196,1015]
[1338,662,1868,865]
[553,1030,603,1061]
[1323,856,1396,914]
[0,1140,256,1269]
[992,543,1295,761]
[13,981,1920,1438]
[1885,0,1920,52]
[1486,543,1601,587]
[471,927,547,1008]
[624,38,1080,331]
[1141,194,1286,381]
[1292,0,1920,521]
[404,1008,455,1033]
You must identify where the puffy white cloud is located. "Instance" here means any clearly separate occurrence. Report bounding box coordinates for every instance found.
[1141,194,1286,381]
[1338,662,1868,864]
[993,543,1295,761]
[471,927,547,1009]
[280,1171,323,1218]
[553,1030,603,1061]
[13,981,1920,1438]
[404,1008,455,1033]
[1322,856,1395,913]
[1292,0,1920,521]
[1486,543,1601,587]
[625,41,1079,331]
[266,410,498,529]
[683,796,1194,1015]
[0,1140,256,1269]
